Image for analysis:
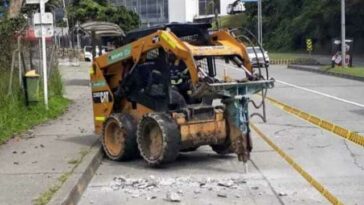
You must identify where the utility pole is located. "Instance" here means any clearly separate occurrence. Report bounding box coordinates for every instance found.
[76,21,81,50]
[62,0,72,49]
[341,0,346,68]
[257,0,262,45]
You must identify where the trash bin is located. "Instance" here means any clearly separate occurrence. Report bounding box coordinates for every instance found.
[25,70,40,102]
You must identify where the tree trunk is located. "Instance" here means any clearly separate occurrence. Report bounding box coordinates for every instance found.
[8,0,24,19]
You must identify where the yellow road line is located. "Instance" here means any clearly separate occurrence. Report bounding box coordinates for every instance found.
[265,96,364,147]
[250,123,344,205]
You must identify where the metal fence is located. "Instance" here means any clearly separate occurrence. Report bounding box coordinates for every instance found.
[1,32,58,98]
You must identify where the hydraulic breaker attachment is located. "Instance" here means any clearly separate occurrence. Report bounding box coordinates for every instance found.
[192,79,274,162]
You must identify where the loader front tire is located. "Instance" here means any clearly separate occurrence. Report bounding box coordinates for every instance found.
[211,140,233,155]
[102,113,138,161]
[137,113,181,166]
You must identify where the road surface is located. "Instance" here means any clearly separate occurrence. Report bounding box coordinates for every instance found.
[79,64,364,205]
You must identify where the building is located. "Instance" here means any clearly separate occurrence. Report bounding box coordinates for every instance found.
[108,0,237,26]
[108,0,169,26]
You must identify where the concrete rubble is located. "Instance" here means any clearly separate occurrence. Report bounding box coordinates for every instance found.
[110,175,249,201]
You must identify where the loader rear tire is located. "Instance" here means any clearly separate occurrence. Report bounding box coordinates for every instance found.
[102,113,138,161]
[137,113,181,166]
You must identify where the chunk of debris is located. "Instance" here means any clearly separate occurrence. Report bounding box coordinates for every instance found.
[217,193,227,198]
[232,178,247,184]
[194,190,201,194]
[146,195,157,200]
[278,192,287,197]
[160,178,175,186]
[114,176,126,184]
[165,191,181,202]
[217,180,234,188]
[251,186,259,190]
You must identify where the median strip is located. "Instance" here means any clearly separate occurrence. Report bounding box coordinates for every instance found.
[250,123,344,205]
[265,96,364,147]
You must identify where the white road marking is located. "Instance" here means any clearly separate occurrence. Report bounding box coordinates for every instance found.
[277,80,364,108]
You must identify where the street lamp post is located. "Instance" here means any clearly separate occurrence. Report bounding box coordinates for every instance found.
[341,0,346,68]
[257,0,262,45]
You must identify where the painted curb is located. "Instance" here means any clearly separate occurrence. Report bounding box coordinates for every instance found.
[287,64,364,82]
[49,142,103,205]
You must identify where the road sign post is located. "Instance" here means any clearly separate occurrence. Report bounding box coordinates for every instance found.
[40,1,49,109]
[27,0,52,109]
[240,0,262,45]
[341,0,346,68]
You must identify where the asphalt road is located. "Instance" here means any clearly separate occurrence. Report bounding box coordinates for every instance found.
[79,64,364,205]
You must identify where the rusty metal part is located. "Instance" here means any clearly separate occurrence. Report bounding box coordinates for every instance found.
[172,109,227,149]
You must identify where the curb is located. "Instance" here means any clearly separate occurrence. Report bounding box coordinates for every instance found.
[271,59,296,65]
[287,64,364,82]
[49,142,103,205]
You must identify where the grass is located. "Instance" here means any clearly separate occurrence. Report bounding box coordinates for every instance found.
[269,53,305,60]
[321,66,364,78]
[0,96,70,143]
[0,64,69,144]
[67,159,80,165]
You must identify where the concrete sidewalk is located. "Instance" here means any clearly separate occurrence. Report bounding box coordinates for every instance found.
[0,62,98,205]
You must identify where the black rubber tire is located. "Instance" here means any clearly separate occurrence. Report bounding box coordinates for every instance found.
[180,146,200,152]
[211,141,233,155]
[137,113,181,166]
[170,89,186,109]
[102,113,138,161]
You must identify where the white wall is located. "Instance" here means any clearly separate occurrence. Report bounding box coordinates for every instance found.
[220,0,237,15]
[185,0,199,22]
[168,0,237,23]
[168,0,186,23]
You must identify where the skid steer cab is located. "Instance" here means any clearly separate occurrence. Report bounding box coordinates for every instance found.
[90,23,274,166]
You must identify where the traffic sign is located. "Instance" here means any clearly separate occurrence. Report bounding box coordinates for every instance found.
[26,0,48,4]
[34,25,54,38]
[306,38,313,52]
[33,12,54,38]
[33,12,54,25]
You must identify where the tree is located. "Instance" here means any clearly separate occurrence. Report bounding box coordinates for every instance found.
[8,0,23,18]
[68,0,140,32]
[240,0,364,53]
